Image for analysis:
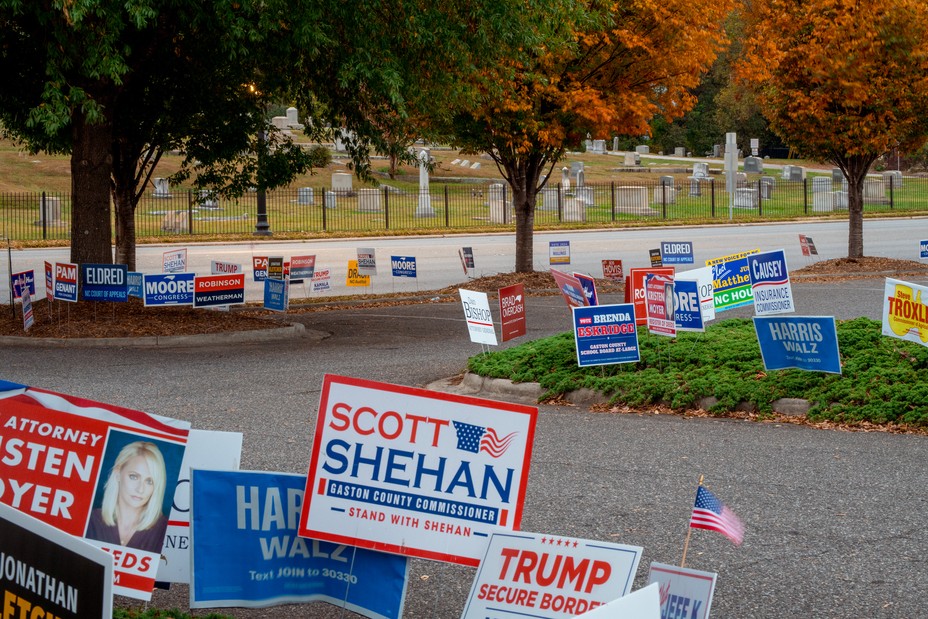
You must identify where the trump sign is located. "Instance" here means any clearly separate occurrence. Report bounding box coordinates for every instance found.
[299,375,537,567]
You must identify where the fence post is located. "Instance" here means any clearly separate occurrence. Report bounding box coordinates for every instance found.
[889,178,894,209]
[187,190,194,234]
[803,178,808,214]
[661,182,667,218]
[757,179,763,217]
[710,179,716,217]
[384,187,390,230]
[503,185,509,225]
[322,190,328,231]
[557,187,563,222]
[444,185,450,227]
[41,192,47,240]
[610,181,616,221]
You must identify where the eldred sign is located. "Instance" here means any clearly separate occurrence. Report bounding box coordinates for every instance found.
[499,283,527,342]
[157,429,243,584]
[143,273,195,307]
[647,562,717,619]
[753,316,841,373]
[460,288,498,346]
[1,502,113,619]
[81,264,128,302]
[290,255,316,280]
[748,249,794,315]
[629,268,674,325]
[882,278,928,347]
[706,250,758,312]
[193,274,245,308]
[391,255,417,278]
[191,470,408,617]
[0,380,189,599]
[299,374,537,567]
[550,269,588,309]
[460,531,643,619]
[661,241,694,265]
[549,240,570,265]
[54,262,79,302]
[573,303,639,367]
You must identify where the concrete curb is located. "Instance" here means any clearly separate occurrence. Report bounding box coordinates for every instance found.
[430,372,812,416]
[0,323,324,348]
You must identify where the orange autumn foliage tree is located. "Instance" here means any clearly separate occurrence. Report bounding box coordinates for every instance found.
[738,0,928,258]
[452,0,733,272]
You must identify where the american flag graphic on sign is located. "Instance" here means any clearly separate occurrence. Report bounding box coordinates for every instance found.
[452,421,518,458]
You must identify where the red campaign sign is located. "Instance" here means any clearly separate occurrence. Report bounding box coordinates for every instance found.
[602,259,624,281]
[194,274,246,308]
[499,283,527,342]
[645,273,676,337]
[550,269,589,309]
[0,382,190,600]
[252,256,268,281]
[629,267,675,325]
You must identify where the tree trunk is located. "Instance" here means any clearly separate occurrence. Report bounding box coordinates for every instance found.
[841,155,876,259]
[70,109,114,265]
[113,185,137,270]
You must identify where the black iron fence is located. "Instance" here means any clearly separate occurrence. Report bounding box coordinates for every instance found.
[1,174,924,242]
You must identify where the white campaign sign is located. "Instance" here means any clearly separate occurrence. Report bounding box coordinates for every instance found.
[647,562,717,619]
[299,375,537,567]
[461,531,643,618]
[576,583,660,618]
[460,288,498,345]
[677,266,715,323]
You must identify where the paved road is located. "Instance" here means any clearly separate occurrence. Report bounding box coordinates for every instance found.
[4,273,928,617]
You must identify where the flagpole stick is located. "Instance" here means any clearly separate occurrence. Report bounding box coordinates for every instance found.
[682,475,705,567]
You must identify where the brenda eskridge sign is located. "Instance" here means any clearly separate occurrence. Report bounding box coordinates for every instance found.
[299,374,537,567]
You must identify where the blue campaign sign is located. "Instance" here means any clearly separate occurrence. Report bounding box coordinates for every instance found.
[143,273,195,306]
[572,303,640,367]
[920,240,928,259]
[263,278,289,312]
[661,241,694,265]
[753,315,841,374]
[80,263,128,301]
[10,270,35,299]
[748,249,794,315]
[674,279,704,332]
[573,272,598,306]
[391,255,417,278]
[191,469,408,617]
[127,272,143,298]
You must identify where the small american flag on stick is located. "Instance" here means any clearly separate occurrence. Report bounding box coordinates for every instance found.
[689,485,745,545]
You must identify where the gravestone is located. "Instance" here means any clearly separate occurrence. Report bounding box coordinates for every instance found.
[863,178,886,203]
[161,210,188,232]
[450,158,461,165]
[592,139,606,154]
[271,116,289,130]
[612,137,619,151]
[834,191,849,210]
[781,165,793,180]
[37,196,62,225]
[562,197,586,222]
[636,145,650,155]
[813,192,835,212]
[735,172,748,187]
[416,149,435,217]
[198,190,219,209]
[331,172,353,191]
[570,161,584,178]
[357,188,383,212]
[831,168,844,183]
[760,176,775,199]
[584,139,594,152]
[153,177,171,197]
[614,186,657,216]
[712,144,721,158]
[744,156,763,173]
[323,191,337,209]
[470,162,481,170]
[540,187,560,211]
[688,177,703,196]
[659,176,675,187]
[623,152,637,166]
[787,166,806,182]
[883,170,903,190]
[693,162,710,178]
[653,185,676,205]
[576,169,585,188]
[285,107,300,127]
[488,183,513,223]
[734,188,759,209]
[560,167,571,193]
[634,153,641,165]
[297,187,314,205]
[812,177,832,193]
[576,186,594,206]
[459,160,471,167]
[674,147,686,157]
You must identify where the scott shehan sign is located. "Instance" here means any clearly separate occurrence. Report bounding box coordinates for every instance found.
[299,375,537,567]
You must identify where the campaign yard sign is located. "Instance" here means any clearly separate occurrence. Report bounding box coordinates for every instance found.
[126,272,143,298]
[460,288,498,346]
[499,283,527,342]
[252,256,269,281]
[1,502,114,619]
[263,278,289,312]
[573,272,598,306]
[677,267,715,324]
[661,241,695,265]
[391,255,418,278]
[573,303,640,367]
[191,470,408,617]
[461,531,643,619]
[550,269,589,309]
[921,240,928,260]
[20,281,34,331]
[647,562,717,619]
[753,316,841,373]
[549,240,570,265]
[299,374,538,567]
[706,250,759,312]
[629,267,675,325]
[0,380,189,599]
[347,260,371,287]
[798,235,818,257]
[143,273,195,307]
[163,248,187,273]
[54,262,79,302]
[267,257,285,281]
[193,274,246,308]
[673,279,705,332]
[312,268,331,293]
[649,248,663,267]
[81,264,128,302]
[748,249,794,315]
[357,247,378,276]
[10,270,35,299]
[645,273,676,337]
[460,247,476,274]
[211,260,243,275]
[573,583,660,618]
[157,429,243,585]
[882,278,928,347]
[290,255,316,280]
[601,260,623,282]
[44,261,53,298]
